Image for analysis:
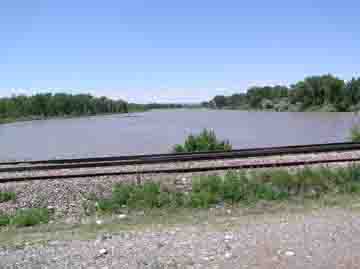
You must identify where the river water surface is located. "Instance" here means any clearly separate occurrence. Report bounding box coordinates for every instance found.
[0,109,359,161]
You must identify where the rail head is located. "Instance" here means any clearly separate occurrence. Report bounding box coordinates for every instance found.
[0,157,359,184]
[1,142,360,166]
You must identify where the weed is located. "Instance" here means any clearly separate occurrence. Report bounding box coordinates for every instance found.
[350,125,360,142]
[0,214,10,226]
[10,208,50,227]
[0,192,16,203]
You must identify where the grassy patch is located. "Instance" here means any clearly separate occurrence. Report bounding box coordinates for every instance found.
[173,128,232,153]
[0,191,16,203]
[0,208,51,228]
[0,214,10,226]
[11,208,50,227]
[96,182,185,213]
[96,164,360,213]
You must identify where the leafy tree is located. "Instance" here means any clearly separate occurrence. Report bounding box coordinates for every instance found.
[205,74,360,112]
[0,93,132,120]
[213,95,227,108]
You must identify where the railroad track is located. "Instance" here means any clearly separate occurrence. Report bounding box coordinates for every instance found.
[1,142,360,167]
[1,142,360,183]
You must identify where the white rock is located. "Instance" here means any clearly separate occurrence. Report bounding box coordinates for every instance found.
[226,209,232,215]
[99,248,108,255]
[284,251,295,257]
[225,252,232,259]
[96,220,103,225]
[117,214,127,220]
[224,234,233,241]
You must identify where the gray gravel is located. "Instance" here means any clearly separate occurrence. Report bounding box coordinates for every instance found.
[1,208,360,268]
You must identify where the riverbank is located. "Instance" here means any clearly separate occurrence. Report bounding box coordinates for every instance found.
[0,108,208,126]
[209,103,350,112]
[0,110,147,125]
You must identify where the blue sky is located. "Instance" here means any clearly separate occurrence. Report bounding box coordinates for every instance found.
[0,0,359,103]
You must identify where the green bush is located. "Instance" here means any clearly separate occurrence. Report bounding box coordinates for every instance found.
[112,183,136,205]
[222,171,246,202]
[128,182,161,208]
[96,198,121,213]
[189,190,219,208]
[350,125,360,142]
[173,129,232,153]
[10,208,50,227]
[96,182,186,212]
[0,214,10,226]
[0,191,16,203]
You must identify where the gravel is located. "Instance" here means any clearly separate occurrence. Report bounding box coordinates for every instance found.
[1,208,360,268]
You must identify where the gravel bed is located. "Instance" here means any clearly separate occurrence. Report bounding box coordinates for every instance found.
[1,208,360,268]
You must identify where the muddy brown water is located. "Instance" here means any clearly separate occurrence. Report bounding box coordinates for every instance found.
[0,109,359,161]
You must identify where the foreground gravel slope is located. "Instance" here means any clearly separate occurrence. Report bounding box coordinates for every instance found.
[1,208,360,269]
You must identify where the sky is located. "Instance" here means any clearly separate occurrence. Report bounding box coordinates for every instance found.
[0,0,359,103]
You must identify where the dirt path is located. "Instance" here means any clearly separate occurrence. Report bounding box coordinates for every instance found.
[1,206,360,268]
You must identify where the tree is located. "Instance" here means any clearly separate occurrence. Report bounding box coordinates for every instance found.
[205,74,358,112]
[0,93,134,120]
[213,95,227,108]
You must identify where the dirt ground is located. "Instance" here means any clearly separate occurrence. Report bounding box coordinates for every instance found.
[1,199,360,269]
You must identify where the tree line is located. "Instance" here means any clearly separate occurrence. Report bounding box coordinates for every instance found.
[0,93,131,119]
[204,74,360,112]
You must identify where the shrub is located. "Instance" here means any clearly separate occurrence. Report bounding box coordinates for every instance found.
[96,182,186,212]
[96,199,121,213]
[189,190,219,208]
[112,183,136,205]
[0,214,10,226]
[10,208,50,227]
[0,191,16,203]
[222,171,246,202]
[350,125,360,142]
[173,129,232,153]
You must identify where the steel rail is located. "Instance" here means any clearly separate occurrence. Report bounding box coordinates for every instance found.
[1,157,359,184]
[0,143,360,173]
[1,142,359,166]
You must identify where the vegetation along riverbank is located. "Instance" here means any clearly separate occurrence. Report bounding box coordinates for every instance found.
[203,74,360,112]
[0,93,199,124]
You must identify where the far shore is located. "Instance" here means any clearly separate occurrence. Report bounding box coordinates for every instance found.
[0,111,146,125]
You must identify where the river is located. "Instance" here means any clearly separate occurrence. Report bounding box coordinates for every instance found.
[0,109,359,161]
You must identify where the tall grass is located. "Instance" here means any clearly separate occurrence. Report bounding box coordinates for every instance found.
[0,208,51,228]
[96,165,360,212]
[173,129,232,153]
[0,191,16,203]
